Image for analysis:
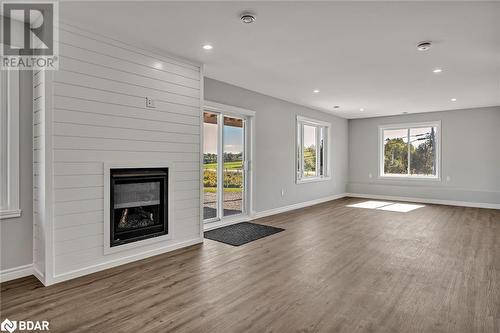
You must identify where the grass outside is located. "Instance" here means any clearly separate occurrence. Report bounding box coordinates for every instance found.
[204,161,243,170]
[204,187,242,193]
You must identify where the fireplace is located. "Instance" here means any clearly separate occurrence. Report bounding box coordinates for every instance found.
[110,168,168,247]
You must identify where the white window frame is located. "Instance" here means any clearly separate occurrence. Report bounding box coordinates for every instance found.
[378,121,441,180]
[0,68,21,219]
[296,115,331,184]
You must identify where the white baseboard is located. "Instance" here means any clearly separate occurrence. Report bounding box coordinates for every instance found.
[33,265,45,284]
[252,193,347,220]
[0,264,33,283]
[48,238,203,286]
[346,193,500,210]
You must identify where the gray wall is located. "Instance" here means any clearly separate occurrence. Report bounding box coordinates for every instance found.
[348,106,500,204]
[0,71,33,271]
[205,78,349,213]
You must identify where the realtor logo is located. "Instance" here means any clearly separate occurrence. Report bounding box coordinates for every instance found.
[1,1,59,70]
[0,319,17,333]
[0,318,49,332]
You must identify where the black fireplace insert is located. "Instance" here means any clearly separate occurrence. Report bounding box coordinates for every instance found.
[110,168,168,247]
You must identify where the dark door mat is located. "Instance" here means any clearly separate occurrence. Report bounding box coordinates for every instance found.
[204,222,285,246]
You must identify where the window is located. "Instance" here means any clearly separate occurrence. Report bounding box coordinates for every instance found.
[379,122,440,179]
[0,69,20,219]
[296,116,330,183]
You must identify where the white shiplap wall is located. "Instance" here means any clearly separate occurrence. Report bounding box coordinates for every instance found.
[35,23,203,285]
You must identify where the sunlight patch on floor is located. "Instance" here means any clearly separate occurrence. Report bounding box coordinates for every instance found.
[347,201,394,209]
[347,200,425,212]
[377,202,425,212]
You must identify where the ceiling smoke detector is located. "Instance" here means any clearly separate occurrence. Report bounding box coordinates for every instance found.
[416,41,432,51]
[240,13,256,24]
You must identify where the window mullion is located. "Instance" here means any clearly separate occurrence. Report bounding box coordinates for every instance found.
[301,124,305,178]
[316,126,320,177]
[407,128,411,175]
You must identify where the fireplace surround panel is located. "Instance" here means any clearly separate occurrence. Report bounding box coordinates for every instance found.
[31,21,202,286]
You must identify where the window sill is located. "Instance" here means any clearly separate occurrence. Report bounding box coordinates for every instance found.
[0,209,22,220]
[378,175,441,182]
[296,176,331,184]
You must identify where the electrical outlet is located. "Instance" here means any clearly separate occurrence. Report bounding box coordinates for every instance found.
[368,173,373,179]
[146,97,155,108]
[446,176,451,182]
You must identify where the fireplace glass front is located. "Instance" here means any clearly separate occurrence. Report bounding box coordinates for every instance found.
[110,168,168,247]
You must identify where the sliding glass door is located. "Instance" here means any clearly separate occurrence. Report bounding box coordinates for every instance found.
[203,112,247,222]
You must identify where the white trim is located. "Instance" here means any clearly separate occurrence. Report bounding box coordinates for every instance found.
[378,121,441,131]
[378,174,442,181]
[0,209,21,219]
[204,215,250,231]
[217,112,223,218]
[296,115,331,128]
[346,193,500,210]
[0,264,33,283]
[33,266,44,284]
[252,193,347,220]
[49,238,202,285]
[204,100,256,117]
[103,161,174,255]
[44,70,55,285]
[296,176,332,184]
[248,115,256,221]
[378,121,441,180]
[0,68,20,220]
[199,66,205,239]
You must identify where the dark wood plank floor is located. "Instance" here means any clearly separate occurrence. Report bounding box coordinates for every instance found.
[1,197,499,332]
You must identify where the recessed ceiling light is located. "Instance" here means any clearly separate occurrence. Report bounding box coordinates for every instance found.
[359,108,365,111]
[402,112,408,114]
[241,13,256,24]
[451,98,457,102]
[313,89,320,94]
[433,68,443,73]
[202,44,213,50]
[333,105,340,109]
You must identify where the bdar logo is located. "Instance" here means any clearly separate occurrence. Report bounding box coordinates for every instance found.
[0,319,17,333]
[0,319,49,332]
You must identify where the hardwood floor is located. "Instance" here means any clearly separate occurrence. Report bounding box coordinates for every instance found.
[1,197,499,332]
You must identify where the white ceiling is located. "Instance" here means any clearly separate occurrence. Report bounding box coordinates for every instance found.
[60,1,500,119]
